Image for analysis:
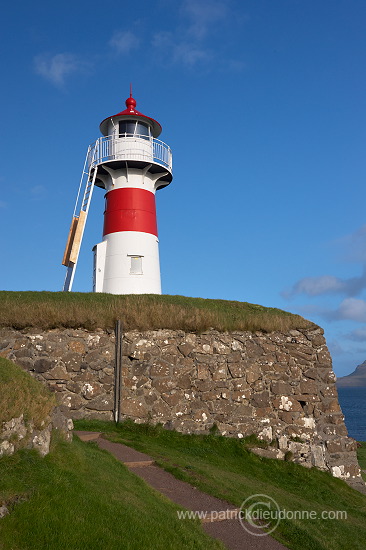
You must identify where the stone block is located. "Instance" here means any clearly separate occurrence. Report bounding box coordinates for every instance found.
[197,364,210,379]
[192,408,210,423]
[178,343,194,357]
[32,428,51,457]
[152,378,176,393]
[152,399,171,419]
[261,342,277,353]
[99,374,114,385]
[227,351,242,363]
[34,358,56,373]
[172,358,195,376]
[250,447,284,460]
[176,374,193,389]
[213,401,235,416]
[194,379,213,392]
[344,438,358,452]
[245,340,263,356]
[231,378,249,390]
[212,365,227,381]
[251,391,270,408]
[136,375,150,388]
[299,380,318,395]
[85,394,113,411]
[201,390,222,401]
[320,386,337,398]
[317,349,332,364]
[13,348,34,359]
[302,368,319,380]
[232,390,250,401]
[278,411,296,423]
[213,340,231,354]
[161,390,184,407]
[276,351,290,363]
[254,407,274,418]
[232,403,253,418]
[145,392,158,405]
[326,440,343,453]
[68,340,86,354]
[252,380,266,392]
[14,357,34,371]
[192,342,213,354]
[324,414,345,425]
[81,381,103,400]
[150,359,171,378]
[63,352,83,372]
[228,362,246,378]
[43,365,71,381]
[246,365,262,383]
[322,399,341,414]
[123,398,148,417]
[271,381,292,395]
[161,353,178,365]
[273,396,303,412]
[131,363,149,377]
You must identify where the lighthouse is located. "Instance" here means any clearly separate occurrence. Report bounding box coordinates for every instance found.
[62,91,173,294]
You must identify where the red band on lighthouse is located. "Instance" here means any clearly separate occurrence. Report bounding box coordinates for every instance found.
[103,188,158,237]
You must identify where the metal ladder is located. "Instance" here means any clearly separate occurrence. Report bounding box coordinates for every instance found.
[62,145,98,292]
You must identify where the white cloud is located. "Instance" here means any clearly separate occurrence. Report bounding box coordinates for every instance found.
[283,266,366,299]
[109,31,139,55]
[151,31,171,49]
[151,1,241,70]
[181,0,228,40]
[345,326,366,341]
[152,31,211,67]
[173,42,212,66]
[337,224,366,263]
[329,298,366,323]
[34,53,87,87]
[328,340,345,356]
[30,185,46,198]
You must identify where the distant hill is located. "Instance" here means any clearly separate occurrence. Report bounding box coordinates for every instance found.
[337,361,366,387]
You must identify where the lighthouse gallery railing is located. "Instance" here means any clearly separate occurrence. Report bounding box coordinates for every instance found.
[87,134,172,172]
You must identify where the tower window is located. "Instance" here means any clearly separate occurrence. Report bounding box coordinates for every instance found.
[129,255,143,275]
[119,121,150,139]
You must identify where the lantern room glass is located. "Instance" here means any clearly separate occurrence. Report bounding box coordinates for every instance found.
[119,121,150,139]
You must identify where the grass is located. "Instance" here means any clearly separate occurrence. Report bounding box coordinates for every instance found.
[0,291,314,333]
[0,433,224,550]
[358,442,366,481]
[74,419,366,550]
[0,357,55,428]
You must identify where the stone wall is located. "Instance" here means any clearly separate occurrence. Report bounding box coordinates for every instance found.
[0,326,364,490]
[0,405,73,459]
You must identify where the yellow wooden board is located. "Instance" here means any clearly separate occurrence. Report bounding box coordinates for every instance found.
[62,210,87,266]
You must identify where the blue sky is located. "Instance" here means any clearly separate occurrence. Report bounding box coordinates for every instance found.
[1,0,366,376]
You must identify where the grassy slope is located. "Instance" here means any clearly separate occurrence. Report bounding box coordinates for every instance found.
[0,434,224,550]
[0,291,314,333]
[0,357,55,427]
[75,419,366,550]
[358,442,366,481]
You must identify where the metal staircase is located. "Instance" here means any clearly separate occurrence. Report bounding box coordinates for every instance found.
[62,145,98,292]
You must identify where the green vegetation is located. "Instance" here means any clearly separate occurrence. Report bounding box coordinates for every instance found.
[75,419,366,550]
[357,442,366,481]
[0,291,314,333]
[0,433,224,550]
[0,357,55,428]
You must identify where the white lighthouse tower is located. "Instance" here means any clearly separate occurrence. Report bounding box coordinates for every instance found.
[62,90,173,294]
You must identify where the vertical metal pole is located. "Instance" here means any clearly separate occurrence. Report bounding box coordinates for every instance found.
[114,320,122,424]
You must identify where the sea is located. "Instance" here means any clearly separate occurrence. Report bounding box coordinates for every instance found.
[337,387,366,442]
